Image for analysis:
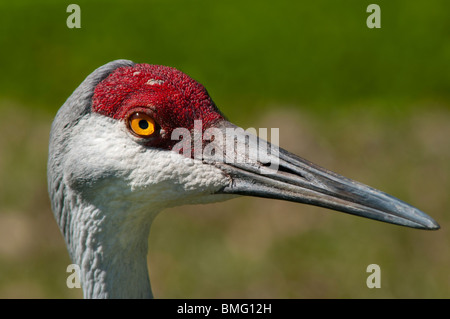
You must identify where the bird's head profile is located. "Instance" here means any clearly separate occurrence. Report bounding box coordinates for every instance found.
[48,59,439,298]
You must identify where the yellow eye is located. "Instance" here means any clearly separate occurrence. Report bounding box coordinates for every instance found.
[128,113,156,137]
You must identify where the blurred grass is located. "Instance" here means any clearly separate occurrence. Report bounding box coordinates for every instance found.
[1,0,449,116]
[0,0,449,298]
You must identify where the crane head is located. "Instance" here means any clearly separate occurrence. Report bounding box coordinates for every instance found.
[48,59,439,246]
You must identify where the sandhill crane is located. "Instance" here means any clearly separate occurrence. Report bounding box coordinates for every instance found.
[47,59,439,298]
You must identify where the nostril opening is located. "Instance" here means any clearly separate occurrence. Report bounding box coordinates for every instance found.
[261,162,308,180]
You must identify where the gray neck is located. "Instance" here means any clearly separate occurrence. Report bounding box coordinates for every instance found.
[64,200,157,298]
[47,59,156,298]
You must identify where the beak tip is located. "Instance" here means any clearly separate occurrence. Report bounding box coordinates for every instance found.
[424,220,440,231]
[409,212,440,230]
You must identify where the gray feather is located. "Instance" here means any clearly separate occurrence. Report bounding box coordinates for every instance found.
[48,59,135,232]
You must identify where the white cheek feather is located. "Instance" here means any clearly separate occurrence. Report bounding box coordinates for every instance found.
[64,113,231,209]
[58,113,233,298]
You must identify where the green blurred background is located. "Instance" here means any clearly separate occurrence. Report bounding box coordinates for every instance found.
[0,0,449,298]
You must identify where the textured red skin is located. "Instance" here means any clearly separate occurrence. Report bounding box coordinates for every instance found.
[92,63,225,150]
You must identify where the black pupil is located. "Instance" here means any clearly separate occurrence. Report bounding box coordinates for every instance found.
[139,120,149,130]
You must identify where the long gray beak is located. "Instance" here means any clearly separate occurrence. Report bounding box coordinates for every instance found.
[203,121,439,230]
